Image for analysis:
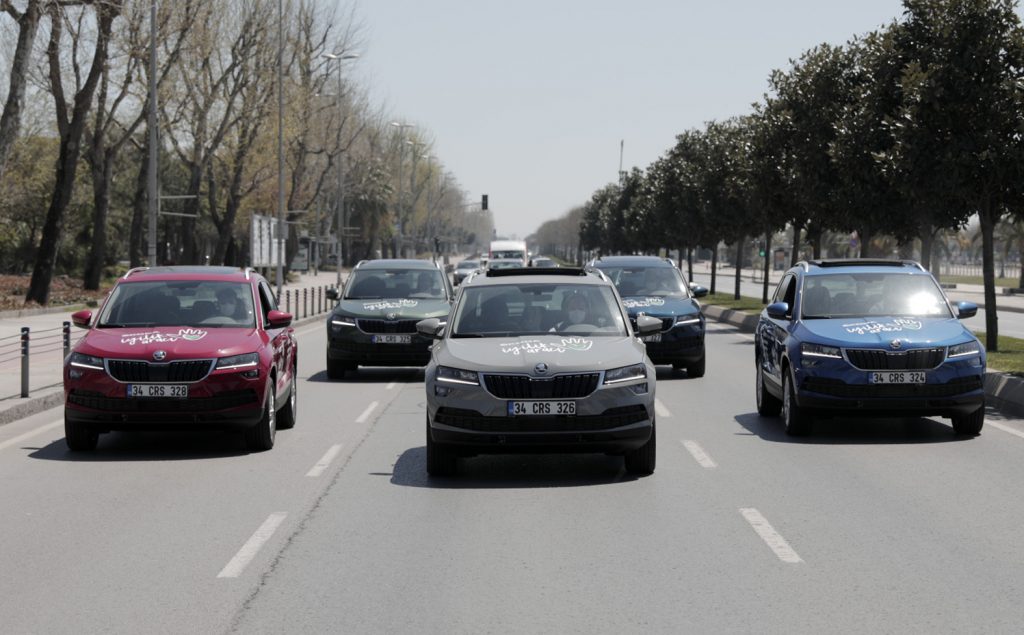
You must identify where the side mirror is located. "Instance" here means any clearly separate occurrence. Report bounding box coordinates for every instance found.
[766,302,789,320]
[416,317,444,339]
[954,301,978,320]
[636,314,662,336]
[690,285,708,298]
[325,288,339,301]
[266,310,293,328]
[71,310,92,328]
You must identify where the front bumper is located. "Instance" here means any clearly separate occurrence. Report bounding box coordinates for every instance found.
[327,323,432,366]
[634,317,704,365]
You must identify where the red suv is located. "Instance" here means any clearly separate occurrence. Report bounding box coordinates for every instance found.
[63,266,298,452]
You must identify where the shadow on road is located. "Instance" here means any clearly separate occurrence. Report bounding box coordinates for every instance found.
[733,411,973,445]
[388,446,642,489]
[305,367,424,384]
[26,429,259,462]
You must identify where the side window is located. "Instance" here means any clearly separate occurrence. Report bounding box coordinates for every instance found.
[773,275,792,304]
[782,275,797,314]
[257,281,277,325]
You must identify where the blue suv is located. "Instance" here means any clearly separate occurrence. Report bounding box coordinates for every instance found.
[754,259,985,436]
[590,256,708,377]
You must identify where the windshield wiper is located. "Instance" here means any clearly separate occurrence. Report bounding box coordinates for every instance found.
[98,323,154,328]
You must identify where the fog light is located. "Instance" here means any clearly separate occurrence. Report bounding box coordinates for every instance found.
[69,369,83,380]
[629,382,648,395]
[242,369,259,379]
[434,385,451,397]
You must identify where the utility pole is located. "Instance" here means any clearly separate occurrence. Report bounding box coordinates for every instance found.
[146,0,157,266]
[276,0,285,299]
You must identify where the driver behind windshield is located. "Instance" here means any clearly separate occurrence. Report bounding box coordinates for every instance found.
[551,293,590,331]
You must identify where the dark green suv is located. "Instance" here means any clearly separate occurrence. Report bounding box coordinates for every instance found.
[325,259,453,378]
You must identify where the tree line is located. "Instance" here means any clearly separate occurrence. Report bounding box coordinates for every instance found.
[0,0,494,304]
[570,0,1024,351]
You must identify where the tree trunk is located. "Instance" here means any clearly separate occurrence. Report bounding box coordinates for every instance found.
[919,224,934,272]
[687,247,693,281]
[1018,235,1024,290]
[859,225,872,258]
[0,0,43,182]
[129,138,149,267]
[710,244,718,295]
[734,236,744,301]
[808,224,823,259]
[762,230,772,304]
[790,223,802,266]
[83,155,112,290]
[980,202,999,351]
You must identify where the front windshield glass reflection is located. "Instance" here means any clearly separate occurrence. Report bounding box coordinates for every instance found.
[98,281,256,328]
[452,283,627,338]
[345,269,446,300]
[597,266,689,297]
[800,272,951,319]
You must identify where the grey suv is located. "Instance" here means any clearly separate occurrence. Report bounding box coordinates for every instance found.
[417,267,660,476]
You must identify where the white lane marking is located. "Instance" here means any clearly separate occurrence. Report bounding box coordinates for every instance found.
[355,401,379,424]
[988,420,1024,441]
[306,444,343,477]
[740,508,803,564]
[0,419,63,452]
[386,381,397,390]
[681,440,717,468]
[654,398,671,418]
[705,322,755,340]
[217,512,288,578]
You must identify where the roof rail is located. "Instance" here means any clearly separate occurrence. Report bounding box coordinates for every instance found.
[808,258,920,269]
[485,267,587,278]
[122,266,149,279]
[243,266,254,280]
[355,260,367,269]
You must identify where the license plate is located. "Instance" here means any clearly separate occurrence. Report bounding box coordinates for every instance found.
[508,401,576,416]
[641,333,662,342]
[127,384,189,398]
[372,334,412,344]
[869,371,927,384]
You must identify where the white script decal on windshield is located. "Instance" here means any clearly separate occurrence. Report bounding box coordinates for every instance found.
[362,299,419,311]
[842,319,923,335]
[622,297,666,309]
[119,328,208,346]
[499,337,594,355]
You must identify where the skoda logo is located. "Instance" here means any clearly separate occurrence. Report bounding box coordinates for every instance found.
[535,363,548,374]
[153,350,167,361]
[889,339,903,350]
[386,312,397,321]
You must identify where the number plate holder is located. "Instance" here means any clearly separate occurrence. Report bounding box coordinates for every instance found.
[869,371,927,385]
[127,384,189,398]
[641,333,662,342]
[508,400,577,416]
[372,334,412,344]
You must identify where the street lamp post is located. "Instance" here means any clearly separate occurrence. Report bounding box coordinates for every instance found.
[323,52,358,285]
[147,0,157,266]
[276,0,285,299]
[390,122,415,258]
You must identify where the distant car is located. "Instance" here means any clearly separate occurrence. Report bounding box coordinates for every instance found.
[487,258,525,270]
[63,266,298,452]
[325,259,453,378]
[591,255,708,377]
[754,259,986,436]
[453,259,480,286]
[418,266,660,476]
[530,257,557,268]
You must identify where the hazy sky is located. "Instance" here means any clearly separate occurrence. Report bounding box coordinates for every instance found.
[353,0,910,239]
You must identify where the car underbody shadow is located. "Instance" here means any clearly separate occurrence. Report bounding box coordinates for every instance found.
[733,411,973,445]
[306,367,424,384]
[27,429,257,461]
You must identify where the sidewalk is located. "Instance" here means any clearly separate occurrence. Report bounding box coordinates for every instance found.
[0,268,348,425]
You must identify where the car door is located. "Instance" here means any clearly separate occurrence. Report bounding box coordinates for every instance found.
[259,281,293,400]
[759,273,796,390]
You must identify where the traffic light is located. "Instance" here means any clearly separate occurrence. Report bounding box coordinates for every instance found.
[481,194,488,210]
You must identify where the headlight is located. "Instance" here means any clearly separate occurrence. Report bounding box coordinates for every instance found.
[330,316,356,328]
[216,352,259,369]
[437,366,479,385]
[800,343,842,359]
[68,352,104,370]
[604,363,647,384]
[948,341,981,358]
[676,316,701,326]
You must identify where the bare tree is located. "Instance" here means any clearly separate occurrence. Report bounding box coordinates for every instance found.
[0,0,45,182]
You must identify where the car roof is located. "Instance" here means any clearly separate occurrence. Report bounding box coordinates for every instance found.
[591,255,674,268]
[464,267,609,287]
[356,259,440,270]
[800,259,929,276]
[119,266,257,283]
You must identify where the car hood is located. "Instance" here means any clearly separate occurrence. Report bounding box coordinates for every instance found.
[333,298,450,320]
[798,316,973,347]
[620,295,700,318]
[78,326,265,360]
[438,335,643,374]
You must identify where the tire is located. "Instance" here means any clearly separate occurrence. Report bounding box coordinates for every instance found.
[425,416,457,476]
[781,371,812,436]
[951,404,984,436]
[245,387,276,451]
[326,357,346,380]
[756,361,782,416]
[624,420,656,475]
[686,353,706,378]
[277,371,297,430]
[65,415,98,451]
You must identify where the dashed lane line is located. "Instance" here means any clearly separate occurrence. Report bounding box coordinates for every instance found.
[305,444,343,477]
[654,398,671,418]
[355,401,379,424]
[740,508,803,564]
[217,512,289,578]
[988,420,1024,441]
[681,440,717,468]
[386,381,397,390]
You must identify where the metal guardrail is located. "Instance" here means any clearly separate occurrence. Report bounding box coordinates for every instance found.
[2,283,341,399]
[941,263,1022,280]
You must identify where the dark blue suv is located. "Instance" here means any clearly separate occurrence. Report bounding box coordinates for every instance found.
[590,256,708,377]
[754,260,985,436]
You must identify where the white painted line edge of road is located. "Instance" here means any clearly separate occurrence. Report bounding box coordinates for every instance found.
[217,512,288,579]
[306,444,343,477]
[681,440,717,468]
[386,381,397,390]
[0,419,63,452]
[988,420,1024,441]
[740,508,803,564]
[654,398,671,418]
[355,401,379,424]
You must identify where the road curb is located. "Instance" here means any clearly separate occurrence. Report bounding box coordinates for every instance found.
[703,304,1024,419]
[0,387,63,427]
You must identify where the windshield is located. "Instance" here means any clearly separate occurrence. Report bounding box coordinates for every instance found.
[345,268,446,300]
[597,265,689,297]
[801,272,952,319]
[98,281,256,328]
[488,260,524,270]
[457,260,479,270]
[452,283,628,338]
[491,250,525,260]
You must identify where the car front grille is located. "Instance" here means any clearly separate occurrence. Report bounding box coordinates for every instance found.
[357,319,419,334]
[434,405,649,432]
[629,317,677,333]
[483,373,600,399]
[802,376,982,398]
[106,359,214,383]
[844,348,946,370]
[68,389,258,412]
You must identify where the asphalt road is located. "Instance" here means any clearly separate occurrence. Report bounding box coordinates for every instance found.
[3,320,1024,633]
